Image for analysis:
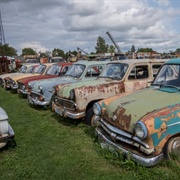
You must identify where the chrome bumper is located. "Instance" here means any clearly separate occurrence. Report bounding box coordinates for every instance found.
[52,102,85,119]
[27,95,50,106]
[19,88,28,95]
[95,127,164,167]
[0,124,15,143]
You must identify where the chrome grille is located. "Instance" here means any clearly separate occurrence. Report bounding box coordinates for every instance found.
[54,96,76,111]
[30,92,40,99]
[18,83,24,89]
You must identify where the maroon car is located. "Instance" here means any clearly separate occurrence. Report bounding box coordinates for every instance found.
[17,62,73,96]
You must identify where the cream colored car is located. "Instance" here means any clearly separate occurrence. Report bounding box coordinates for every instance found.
[4,63,55,90]
[0,63,38,87]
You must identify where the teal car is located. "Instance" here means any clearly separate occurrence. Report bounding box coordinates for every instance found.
[93,58,180,167]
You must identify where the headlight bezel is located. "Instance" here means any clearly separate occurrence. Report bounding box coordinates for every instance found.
[134,121,148,140]
[38,86,43,94]
[69,89,75,100]
[93,103,102,116]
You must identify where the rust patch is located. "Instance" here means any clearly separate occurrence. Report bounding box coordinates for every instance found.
[104,106,131,131]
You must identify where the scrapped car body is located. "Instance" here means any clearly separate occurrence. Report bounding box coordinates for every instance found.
[27,60,107,108]
[4,63,55,90]
[93,58,180,167]
[0,63,39,87]
[0,107,15,149]
[17,62,72,95]
[52,59,167,125]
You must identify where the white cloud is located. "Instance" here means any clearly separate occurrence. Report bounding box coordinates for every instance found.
[0,0,180,55]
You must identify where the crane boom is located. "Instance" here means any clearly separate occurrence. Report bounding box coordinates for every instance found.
[77,47,89,55]
[106,31,121,53]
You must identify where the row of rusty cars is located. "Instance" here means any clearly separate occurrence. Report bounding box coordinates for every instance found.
[1,58,180,167]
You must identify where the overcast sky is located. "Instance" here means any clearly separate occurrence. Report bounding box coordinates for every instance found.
[0,0,180,55]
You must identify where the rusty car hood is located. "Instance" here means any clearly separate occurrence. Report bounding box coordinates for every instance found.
[56,78,123,98]
[101,86,180,133]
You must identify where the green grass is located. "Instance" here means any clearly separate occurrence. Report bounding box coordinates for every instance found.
[0,88,180,180]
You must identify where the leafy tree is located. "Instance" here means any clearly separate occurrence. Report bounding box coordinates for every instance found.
[21,48,37,55]
[137,48,153,52]
[95,36,108,53]
[0,44,17,56]
[131,45,135,53]
[52,48,65,58]
[108,45,115,53]
[39,52,48,58]
[175,48,180,53]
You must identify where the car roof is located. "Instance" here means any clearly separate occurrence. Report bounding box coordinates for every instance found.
[106,58,170,65]
[73,60,109,66]
[164,58,180,64]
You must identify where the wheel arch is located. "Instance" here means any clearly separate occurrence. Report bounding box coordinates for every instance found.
[86,99,102,113]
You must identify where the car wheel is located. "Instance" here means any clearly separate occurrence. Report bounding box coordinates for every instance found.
[164,136,180,159]
[84,107,96,126]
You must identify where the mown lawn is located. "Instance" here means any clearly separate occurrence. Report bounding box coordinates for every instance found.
[0,87,180,180]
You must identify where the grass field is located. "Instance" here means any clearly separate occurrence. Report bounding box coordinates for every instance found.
[0,87,180,180]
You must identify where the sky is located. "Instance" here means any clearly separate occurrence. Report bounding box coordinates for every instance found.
[0,0,180,55]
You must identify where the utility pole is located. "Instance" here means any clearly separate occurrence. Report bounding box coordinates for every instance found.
[0,11,9,74]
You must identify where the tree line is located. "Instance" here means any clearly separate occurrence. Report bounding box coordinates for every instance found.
[1,36,180,59]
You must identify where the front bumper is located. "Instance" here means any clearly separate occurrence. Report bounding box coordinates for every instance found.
[95,127,164,167]
[27,94,50,106]
[18,88,28,95]
[52,102,85,119]
[0,124,15,143]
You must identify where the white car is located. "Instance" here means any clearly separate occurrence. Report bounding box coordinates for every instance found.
[0,107,15,149]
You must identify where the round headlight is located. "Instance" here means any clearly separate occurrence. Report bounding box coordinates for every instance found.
[93,103,102,116]
[69,89,75,100]
[134,121,148,139]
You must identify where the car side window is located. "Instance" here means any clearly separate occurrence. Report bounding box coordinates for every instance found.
[128,65,149,80]
[85,65,103,77]
[152,64,162,77]
[62,66,70,75]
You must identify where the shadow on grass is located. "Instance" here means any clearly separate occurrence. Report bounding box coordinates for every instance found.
[51,111,82,127]
[0,139,17,152]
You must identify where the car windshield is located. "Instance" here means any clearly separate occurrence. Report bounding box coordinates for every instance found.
[65,64,85,78]
[26,66,37,73]
[34,64,46,74]
[99,63,128,79]
[45,64,61,75]
[152,64,180,88]
[19,65,27,73]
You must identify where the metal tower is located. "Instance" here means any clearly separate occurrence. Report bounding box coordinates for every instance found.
[0,11,6,48]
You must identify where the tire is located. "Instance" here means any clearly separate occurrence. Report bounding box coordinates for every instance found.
[164,136,180,159]
[84,107,96,126]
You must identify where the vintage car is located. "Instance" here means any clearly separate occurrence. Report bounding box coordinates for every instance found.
[0,107,15,149]
[0,63,39,87]
[52,59,167,125]
[27,60,108,108]
[4,63,55,90]
[17,62,72,96]
[93,58,180,167]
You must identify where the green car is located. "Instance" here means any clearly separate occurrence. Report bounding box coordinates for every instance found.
[93,58,180,167]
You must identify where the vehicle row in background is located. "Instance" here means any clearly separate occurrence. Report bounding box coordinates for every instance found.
[27,60,107,108]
